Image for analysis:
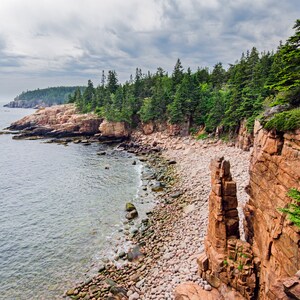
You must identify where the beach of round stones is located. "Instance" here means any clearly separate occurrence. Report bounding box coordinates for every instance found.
[65,133,250,300]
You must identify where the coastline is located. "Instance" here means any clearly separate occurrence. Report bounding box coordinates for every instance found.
[65,132,250,299]
[3,106,251,299]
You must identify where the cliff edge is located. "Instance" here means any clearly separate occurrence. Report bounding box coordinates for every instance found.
[194,121,300,299]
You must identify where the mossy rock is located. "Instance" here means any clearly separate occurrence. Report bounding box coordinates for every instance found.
[66,289,75,296]
[264,108,300,131]
[125,202,136,212]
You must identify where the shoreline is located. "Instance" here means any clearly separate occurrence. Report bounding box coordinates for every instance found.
[65,132,250,299]
[64,135,180,299]
[2,105,250,299]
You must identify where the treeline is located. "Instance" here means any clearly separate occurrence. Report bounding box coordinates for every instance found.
[70,19,300,135]
[15,86,85,106]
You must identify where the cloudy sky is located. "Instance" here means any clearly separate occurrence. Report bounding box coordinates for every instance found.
[0,0,299,99]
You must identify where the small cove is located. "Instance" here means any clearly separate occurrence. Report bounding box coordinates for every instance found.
[0,104,154,299]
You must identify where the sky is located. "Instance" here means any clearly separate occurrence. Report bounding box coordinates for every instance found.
[0,0,299,100]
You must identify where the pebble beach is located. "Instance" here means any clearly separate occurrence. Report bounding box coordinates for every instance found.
[67,132,251,300]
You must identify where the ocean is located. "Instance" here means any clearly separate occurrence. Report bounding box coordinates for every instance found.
[0,102,151,299]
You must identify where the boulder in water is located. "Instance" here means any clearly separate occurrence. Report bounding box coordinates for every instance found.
[125,202,136,212]
[125,209,138,220]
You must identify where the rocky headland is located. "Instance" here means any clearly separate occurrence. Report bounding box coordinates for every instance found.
[6,104,130,140]
[5,105,300,299]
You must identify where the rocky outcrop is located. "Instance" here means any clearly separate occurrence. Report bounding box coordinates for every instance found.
[196,121,300,299]
[99,119,130,138]
[235,119,253,151]
[174,282,221,300]
[243,120,300,299]
[198,157,256,300]
[8,104,102,137]
[140,121,190,136]
[142,122,155,135]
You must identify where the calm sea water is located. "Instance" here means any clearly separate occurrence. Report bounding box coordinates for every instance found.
[0,103,150,299]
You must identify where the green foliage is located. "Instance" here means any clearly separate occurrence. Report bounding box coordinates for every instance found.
[267,19,300,106]
[73,19,299,135]
[139,98,155,123]
[211,62,226,89]
[189,127,198,135]
[205,89,229,132]
[172,58,184,89]
[196,133,208,140]
[220,133,230,142]
[15,86,84,105]
[288,189,300,201]
[264,108,300,131]
[279,189,300,228]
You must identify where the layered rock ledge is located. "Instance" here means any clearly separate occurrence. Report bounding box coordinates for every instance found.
[6,104,130,140]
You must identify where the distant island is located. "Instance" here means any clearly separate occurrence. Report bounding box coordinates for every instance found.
[4,86,85,108]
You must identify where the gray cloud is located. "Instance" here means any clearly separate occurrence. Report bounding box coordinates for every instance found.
[0,0,299,99]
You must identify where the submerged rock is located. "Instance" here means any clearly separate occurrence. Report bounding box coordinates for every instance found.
[97,151,106,155]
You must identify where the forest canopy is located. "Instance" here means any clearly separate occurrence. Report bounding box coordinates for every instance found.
[67,19,300,135]
[15,86,85,106]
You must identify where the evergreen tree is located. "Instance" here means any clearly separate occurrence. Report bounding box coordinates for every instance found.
[107,70,119,94]
[82,80,95,112]
[171,58,184,91]
[211,62,226,89]
[72,19,299,135]
[269,19,300,106]
[194,67,210,85]
[74,88,84,111]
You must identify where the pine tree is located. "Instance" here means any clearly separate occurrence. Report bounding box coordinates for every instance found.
[211,62,226,89]
[81,80,95,112]
[172,59,184,91]
[269,20,300,106]
[107,70,119,94]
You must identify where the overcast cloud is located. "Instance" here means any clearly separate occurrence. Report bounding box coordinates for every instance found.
[0,0,299,99]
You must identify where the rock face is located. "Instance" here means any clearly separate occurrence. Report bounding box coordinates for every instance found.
[198,121,300,299]
[243,120,300,299]
[174,282,221,300]
[235,119,253,151]
[99,119,130,138]
[8,104,102,137]
[140,121,190,136]
[142,122,155,135]
[198,157,256,299]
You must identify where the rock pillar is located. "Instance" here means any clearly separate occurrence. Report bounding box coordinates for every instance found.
[198,157,256,299]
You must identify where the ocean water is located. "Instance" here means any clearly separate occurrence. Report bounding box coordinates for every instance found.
[0,103,150,299]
